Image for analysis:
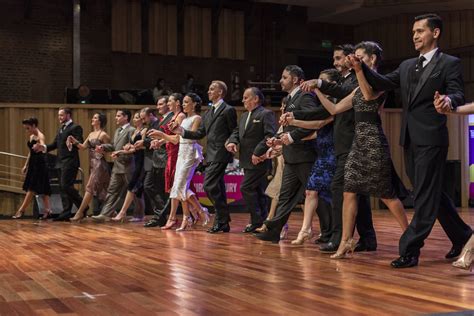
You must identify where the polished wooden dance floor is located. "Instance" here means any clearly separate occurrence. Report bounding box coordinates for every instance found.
[0,210,472,315]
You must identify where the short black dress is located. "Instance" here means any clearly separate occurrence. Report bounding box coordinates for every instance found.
[127,131,145,196]
[23,139,51,195]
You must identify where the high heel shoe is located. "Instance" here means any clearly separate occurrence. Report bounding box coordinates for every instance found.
[41,209,52,220]
[330,239,357,259]
[161,218,178,230]
[291,229,313,245]
[111,215,127,223]
[199,207,210,227]
[12,210,24,219]
[280,224,289,240]
[255,223,268,233]
[452,248,473,271]
[176,216,193,232]
[70,212,85,223]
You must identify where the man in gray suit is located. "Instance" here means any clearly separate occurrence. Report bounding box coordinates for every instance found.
[92,109,136,222]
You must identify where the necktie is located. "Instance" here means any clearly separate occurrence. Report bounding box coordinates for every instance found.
[244,111,252,130]
[60,124,66,133]
[287,95,292,105]
[416,56,426,72]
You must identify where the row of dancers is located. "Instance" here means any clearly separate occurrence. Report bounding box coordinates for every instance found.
[12,13,473,270]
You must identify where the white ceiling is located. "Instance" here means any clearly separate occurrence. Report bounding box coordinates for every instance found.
[254,0,474,24]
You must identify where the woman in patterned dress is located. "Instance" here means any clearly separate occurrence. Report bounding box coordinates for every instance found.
[69,113,111,222]
[315,41,409,259]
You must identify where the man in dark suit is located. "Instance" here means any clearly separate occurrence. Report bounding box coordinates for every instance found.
[226,87,277,233]
[33,107,84,221]
[288,44,377,252]
[361,13,472,268]
[254,65,318,243]
[143,97,175,227]
[174,81,237,233]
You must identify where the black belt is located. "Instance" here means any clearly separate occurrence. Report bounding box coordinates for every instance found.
[355,112,381,123]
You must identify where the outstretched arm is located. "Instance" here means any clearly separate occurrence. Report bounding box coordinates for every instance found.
[314,88,355,115]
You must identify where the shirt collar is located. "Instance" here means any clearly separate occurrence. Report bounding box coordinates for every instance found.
[420,47,438,63]
[289,86,301,99]
[212,99,224,109]
[64,119,73,127]
[121,123,130,130]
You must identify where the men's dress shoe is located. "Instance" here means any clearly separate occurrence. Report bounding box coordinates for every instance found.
[319,242,338,253]
[391,256,419,268]
[242,223,262,233]
[207,222,230,234]
[144,216,167,228]
[254,230,280,243]
[354,240,377,252]
[91,214,109,222]
[314,237,330,244]
[445,245,463,259]
[53,211,72,222]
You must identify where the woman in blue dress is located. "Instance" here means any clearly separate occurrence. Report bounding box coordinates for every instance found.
[287,69,338,245]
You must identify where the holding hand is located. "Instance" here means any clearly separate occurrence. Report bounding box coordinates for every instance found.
[95,145,105,154]
[226,143,238,154]
[279,112,294,126]
[434,91,452,114]
[251,154,264,165]
[133,140,144,150]
[32,143,43,153]
[347,54,362,72]
[280,133,293,145]
[300,79,319,92]
[67,135,78,144]
[150,139,164,149]
[147,130,165,139]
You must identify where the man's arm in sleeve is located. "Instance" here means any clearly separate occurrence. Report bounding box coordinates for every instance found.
[445,58,465,109]
[360,62,401,91]
[254,110,277,156]
[289,94,319,142]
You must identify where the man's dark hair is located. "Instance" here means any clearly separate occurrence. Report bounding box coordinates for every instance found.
[355,41,384,68]
[142,107,156,116]
[319,68,342,83]
[158,95,169,104]
[415,13,443,35]
[284,65,305,81]
[118,109,132,122]
[248,87,265,106]
[334,44,355,56]
[59,107,73,116]
[22,117,39,127]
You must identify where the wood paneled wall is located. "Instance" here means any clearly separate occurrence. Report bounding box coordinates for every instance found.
[148,1,177,55]
[218,9,245,60]
[184,6,212,58]
[111,0,142,53]
[0,104,469,208]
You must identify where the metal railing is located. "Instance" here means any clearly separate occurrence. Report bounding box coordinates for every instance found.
[0,151,84,195]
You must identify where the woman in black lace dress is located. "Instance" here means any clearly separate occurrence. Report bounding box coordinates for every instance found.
[315,41,409,259]
[13,118,52,219]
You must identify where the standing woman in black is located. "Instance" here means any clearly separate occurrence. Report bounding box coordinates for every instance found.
[13,118,52,219]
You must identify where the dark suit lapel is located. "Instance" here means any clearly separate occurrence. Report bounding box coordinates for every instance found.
[207,103,226,131]
[410,51,442,105]
[404,60,416,107]
[239,112,248,139]
[243,106,263,137]
[285,90,302,111]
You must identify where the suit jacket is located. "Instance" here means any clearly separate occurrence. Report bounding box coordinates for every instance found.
[183,102,237,163]
[102,124,136,174]
[292,72,358,157]
[281,89,318,164]
[46,122,83,169]
[143,113,173,170]
[227,106,276,170]
[361,50,464,146]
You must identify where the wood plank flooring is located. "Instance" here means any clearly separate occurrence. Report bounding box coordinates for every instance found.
[0,210,472,315]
